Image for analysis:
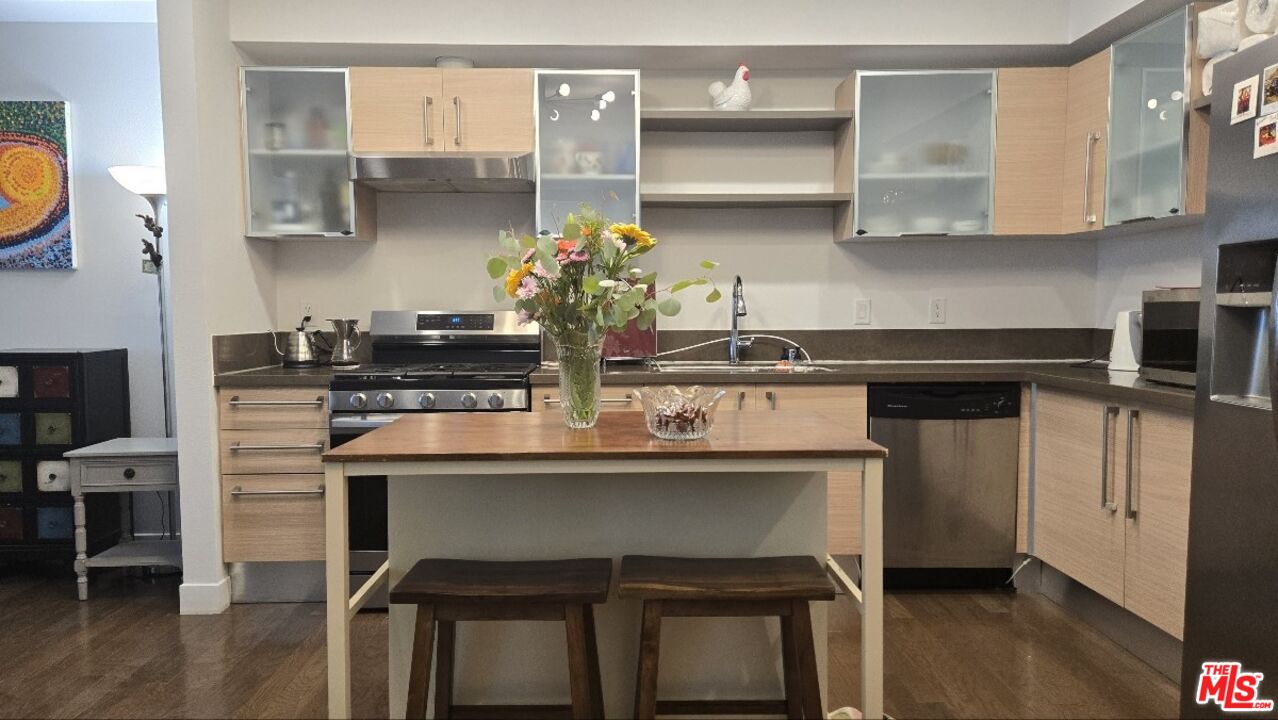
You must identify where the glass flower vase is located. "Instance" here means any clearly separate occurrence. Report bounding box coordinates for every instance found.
[554,335,603,429]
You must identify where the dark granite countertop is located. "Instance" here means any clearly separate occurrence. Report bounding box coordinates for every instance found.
[215,361,1194,411]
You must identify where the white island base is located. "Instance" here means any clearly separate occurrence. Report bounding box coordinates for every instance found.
[386,469,829,719]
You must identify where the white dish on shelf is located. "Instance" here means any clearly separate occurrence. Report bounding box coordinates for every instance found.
[951,219,984,233]
[911,216,947,233]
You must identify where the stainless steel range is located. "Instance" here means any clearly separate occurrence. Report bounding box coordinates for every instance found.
[326,311,539,605]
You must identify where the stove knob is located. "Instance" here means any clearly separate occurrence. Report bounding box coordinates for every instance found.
[487,393,505,409]
[418,392,436,409]
[376,392,395,409]
[349,392,368,410]
[461,392,478,409]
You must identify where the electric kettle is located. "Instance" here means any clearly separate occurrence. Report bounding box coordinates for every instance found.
[327,318,363,367]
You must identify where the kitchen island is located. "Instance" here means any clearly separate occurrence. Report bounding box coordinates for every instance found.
[323,410,887,719]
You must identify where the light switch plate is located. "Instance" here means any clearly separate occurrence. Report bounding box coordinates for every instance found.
[929,297,947,324]
[854,299,871,325]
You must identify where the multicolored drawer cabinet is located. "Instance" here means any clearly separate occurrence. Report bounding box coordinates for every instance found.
[0,350,128,564]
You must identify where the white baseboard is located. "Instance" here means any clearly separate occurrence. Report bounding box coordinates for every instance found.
[179,575,231,615]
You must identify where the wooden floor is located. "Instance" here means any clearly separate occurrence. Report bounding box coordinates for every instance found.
[0,567,1178,719]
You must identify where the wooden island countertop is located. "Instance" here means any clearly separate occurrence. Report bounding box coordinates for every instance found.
[322,409,887,464]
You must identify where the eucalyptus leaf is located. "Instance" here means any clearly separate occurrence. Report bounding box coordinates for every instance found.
[493,285,507,302]
[700,259,719,270]
[499,232,519,252]
[637,307,656,330]
[486,256,508,279]
[582,275,602,295]
[705,287,722,303]
[537,236,557,258]
[562,221,581,240]
[640,272,658,287]
[657,296,682,317]
[520,234,538,249]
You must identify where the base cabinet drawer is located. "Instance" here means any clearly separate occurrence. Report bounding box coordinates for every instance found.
[535,387,639,413]
[218,388,328,430]
[221,474,325,562]
[219,429,328,475]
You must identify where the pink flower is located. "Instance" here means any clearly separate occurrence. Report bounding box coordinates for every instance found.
[521,248,536,263]
[516,275,538,300]
[516,309,534,326]
[569,250,589,263]
[534,260,553,278]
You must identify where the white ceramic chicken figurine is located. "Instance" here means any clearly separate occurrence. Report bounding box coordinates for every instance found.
[709,64,752,111]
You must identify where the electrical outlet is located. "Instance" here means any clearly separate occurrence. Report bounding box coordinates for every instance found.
[929,297,947,324]
[854,298,871,325]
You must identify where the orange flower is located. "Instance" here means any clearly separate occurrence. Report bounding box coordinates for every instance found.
[557,239,576,254]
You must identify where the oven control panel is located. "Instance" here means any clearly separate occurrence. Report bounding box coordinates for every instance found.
[329,388,528,413]
[416,313,494,331]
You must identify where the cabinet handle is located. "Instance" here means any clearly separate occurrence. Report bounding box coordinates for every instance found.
[228,442,324,452]
[737,391,747,410]
[422,96,434,146]
[1100,405,1119,512]
[1083,131,1100,225]
[1125,409,1139,520]
[541,395,633,406]
[228,396,323,407]
[766,390,777,410]
[230,485,325,498]
[453,96,462,146]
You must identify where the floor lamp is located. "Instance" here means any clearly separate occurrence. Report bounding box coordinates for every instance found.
[107,165,172,438]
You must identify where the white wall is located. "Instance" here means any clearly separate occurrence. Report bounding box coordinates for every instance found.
[160,0,275,614]
[1094,223,1206,326]
[0,22,165,434]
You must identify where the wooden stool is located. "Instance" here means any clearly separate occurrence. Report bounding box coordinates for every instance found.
[390,558,612,720]
[618,555,837,720]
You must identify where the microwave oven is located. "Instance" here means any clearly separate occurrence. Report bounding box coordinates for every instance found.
[1140,288,1200,387]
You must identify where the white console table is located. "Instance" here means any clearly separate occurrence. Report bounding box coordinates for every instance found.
[64,438,181,600]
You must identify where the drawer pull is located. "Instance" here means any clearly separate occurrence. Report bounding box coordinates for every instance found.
[542,395,633,406]
[123,468,136,480]
[230,485,325,498]
[228,396,323,407]
[228,442,324,452]
[765,390,777,410]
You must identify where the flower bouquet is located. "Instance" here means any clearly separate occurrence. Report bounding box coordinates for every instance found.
[487,205,719,429]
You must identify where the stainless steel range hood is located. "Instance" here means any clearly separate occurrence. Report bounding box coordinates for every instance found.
[351,152,535,193]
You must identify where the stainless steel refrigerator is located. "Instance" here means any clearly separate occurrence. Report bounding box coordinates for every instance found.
[1181,37,1278,718]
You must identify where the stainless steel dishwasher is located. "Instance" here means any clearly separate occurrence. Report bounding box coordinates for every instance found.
[868,383,1021,587]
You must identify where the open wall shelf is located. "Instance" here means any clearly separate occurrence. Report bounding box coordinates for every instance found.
[641,109,853,132]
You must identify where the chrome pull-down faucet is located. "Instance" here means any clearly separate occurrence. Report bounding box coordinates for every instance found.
[729,275,753,364]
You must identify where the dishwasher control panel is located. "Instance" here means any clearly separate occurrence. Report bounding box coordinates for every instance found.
[868,383,1021,420]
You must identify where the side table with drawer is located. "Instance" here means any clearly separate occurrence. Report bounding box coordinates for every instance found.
[65,437,181,600]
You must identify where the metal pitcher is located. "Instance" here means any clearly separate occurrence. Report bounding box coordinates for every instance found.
[326,318,363,366]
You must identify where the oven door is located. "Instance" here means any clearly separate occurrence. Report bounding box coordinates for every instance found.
[330,414,396,580]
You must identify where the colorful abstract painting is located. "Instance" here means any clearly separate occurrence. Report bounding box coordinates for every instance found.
[0,101,73,269]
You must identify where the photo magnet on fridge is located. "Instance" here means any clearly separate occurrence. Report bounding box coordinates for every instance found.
[1262,63,1278,116]
[1255,112,1278,159]
[1233,75,1260,125]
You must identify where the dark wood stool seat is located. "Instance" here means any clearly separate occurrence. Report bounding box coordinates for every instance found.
[618,555,837,720]
[392,558,612,720]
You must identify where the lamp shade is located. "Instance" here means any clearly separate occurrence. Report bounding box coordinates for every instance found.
[108,165,166,198]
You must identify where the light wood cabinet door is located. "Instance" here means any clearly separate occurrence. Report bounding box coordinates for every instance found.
[756,384,868,555]
[1034,388,1126,604]
[1123,407,1192,639]
[1060,49,1111,234]
[441,69,534,153]
[349,67,444,153]
[994,68,1068,235]
[221,474,325,562]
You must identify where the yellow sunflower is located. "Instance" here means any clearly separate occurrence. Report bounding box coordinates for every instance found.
[609,223,656,249]
[505,262,533,297]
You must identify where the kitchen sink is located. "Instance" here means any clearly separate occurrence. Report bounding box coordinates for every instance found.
[651,362,834,374]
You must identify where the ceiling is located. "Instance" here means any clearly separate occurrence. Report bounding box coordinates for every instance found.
[0,0,154,23]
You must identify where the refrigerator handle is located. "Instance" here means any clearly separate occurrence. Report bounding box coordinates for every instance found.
[1271,258,1278,439]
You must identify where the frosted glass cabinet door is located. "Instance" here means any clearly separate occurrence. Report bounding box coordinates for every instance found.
[854,70,995,238]
[535,70,639,235]
[1105,8,1189,225]
[241,67,356,237]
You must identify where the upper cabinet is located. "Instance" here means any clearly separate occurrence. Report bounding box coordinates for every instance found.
[851,70,996,238]
[535,70,640,235]
[1105,7,1191,226]
[994,67,1069,235]
[1061,49,1113,235]
[349,67,534,155]
[240,67,371,239]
